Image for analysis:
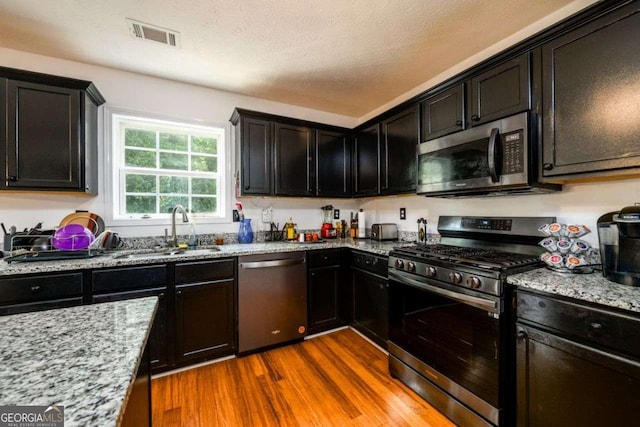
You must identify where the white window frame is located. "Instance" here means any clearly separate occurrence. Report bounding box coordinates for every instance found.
[103,106,231,226]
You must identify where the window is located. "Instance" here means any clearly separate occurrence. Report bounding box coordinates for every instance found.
[109,111,228,223]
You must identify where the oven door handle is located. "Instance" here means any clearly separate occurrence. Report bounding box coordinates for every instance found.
[389,270,499,314]
[488,127,500,183]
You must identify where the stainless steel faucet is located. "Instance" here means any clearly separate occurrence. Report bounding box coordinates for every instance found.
[169,204,190,247]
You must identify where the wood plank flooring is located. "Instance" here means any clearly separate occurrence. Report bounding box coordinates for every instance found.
[151,328,454,426]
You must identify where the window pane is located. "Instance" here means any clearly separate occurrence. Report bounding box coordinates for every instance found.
[192,178,216,195]
[159,152,188,170]
[159,176,188,194]
[192,137,217,154]
[126,174,156,193]
[160,133,188,151]
[125,129,155,148]
[191,155,217,172]
[126,195,156,214]
[125,149,156,168]
[193,197,216,213]
[160,196,189,214]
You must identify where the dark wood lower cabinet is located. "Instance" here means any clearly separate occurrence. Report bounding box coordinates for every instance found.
[175,279,235,364]
[351,268,388,349]
[308,265,342,334]
[517,290,640,426]
[0,272,83,315]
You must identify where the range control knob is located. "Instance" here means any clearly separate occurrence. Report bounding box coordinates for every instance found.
[426,266,437,277]
[395,259,405,269]
[407,262,416,272]
[449,272,463,284]
[467,276,482,289]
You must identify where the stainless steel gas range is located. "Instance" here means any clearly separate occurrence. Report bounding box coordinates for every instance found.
[387,216,554,427]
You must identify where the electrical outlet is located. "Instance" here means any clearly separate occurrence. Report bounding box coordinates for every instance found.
[232,209,240,222]
[400,207,406,220]
[261,208,273,223]
[333,209,340,220]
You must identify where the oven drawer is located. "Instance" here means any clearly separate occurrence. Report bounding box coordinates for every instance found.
[517,290,640,359]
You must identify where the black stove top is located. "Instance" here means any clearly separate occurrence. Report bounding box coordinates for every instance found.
[392,244,541,270]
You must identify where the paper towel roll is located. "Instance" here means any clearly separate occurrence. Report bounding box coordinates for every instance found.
[358,209,366,238]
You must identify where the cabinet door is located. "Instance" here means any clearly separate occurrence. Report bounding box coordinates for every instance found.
[421,84,465,141]
[541,3,640,179]
[93,287,169,373]
[352,268,388,349]
[240,117,272,195]
[175,279,235,364]
[5,80,82,190]
[316,129,351,197]
[274,122,315,196]
[308,265,343,334]
[470,53,530,125]
[381,105,419,194]
[516,324,640,426]
[353,123,379,196]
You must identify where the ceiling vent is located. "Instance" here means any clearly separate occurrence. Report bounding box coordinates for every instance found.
[126,19,180,48]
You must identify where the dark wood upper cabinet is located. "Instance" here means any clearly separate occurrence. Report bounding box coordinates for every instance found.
[274,122,315,196]
[421,83,465,141]
[316,129,351,198]
[239,117,272,195]
[380,105,418,194]
[469,52,530,126]
[541,2,640,180]
[353,123,380,197]
[0,67,104,193]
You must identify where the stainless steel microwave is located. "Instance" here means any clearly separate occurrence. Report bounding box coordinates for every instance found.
[416,112,560,197]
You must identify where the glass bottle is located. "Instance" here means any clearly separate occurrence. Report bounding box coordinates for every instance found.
[238,218,254,244]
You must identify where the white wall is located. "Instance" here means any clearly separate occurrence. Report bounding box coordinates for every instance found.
[0,47,358,238]
[361,179,640,247]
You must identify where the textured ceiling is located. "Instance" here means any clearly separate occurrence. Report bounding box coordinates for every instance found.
[0,0,578,117]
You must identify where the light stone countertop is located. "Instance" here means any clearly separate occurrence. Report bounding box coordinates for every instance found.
[507,268,640,314]
[0,239,414,277]
[0,296,157,426]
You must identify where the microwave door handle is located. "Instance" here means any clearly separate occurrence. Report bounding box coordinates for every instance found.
[488,127,500,183]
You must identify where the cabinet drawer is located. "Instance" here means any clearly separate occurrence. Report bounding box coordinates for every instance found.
[0,273,83,305]
[517,291,640,358]
[0,297,82,316]
[92,265,167,294]
[175,259,235,283]
[308,249,343,268]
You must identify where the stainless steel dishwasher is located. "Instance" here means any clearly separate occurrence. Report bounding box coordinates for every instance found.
[238,251,307,354]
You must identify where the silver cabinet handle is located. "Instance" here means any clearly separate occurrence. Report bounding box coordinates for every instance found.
[240,258,305,269]
[487,127,499,183]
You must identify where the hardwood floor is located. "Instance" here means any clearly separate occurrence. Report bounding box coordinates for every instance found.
[151,328,454,426]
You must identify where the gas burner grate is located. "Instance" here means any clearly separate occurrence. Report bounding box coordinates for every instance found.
[394,244,540,269]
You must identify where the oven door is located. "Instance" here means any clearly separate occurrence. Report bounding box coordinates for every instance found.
[388,269,505,426]
[417,112,528,196]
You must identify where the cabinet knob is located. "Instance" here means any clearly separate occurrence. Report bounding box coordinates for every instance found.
[176,290,182,297]
[7,176,17,182]
[244,185,250,190]
[516,329,528,340]
[543,163,554,171]
[30,285,41,292]
[158,292,165,299]
[471,115,480,122]
[455,120,463,127]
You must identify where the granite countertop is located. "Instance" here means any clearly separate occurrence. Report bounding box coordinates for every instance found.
[508,268,640,314]
[0,297,157,426]
[0,239,415,277]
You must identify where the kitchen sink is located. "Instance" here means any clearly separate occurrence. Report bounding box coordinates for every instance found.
[112,247,220,260]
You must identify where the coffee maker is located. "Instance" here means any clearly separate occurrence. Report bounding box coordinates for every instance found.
[597,203,640,286]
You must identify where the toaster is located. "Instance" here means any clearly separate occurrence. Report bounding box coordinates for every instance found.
[370,223,399,241]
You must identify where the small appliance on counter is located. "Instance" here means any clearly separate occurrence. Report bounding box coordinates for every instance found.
[370,223,398,241]
[598,203,640,286]
[320,205,336,239]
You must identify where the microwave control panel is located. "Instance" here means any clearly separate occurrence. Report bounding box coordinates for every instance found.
[502,130,524,174]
